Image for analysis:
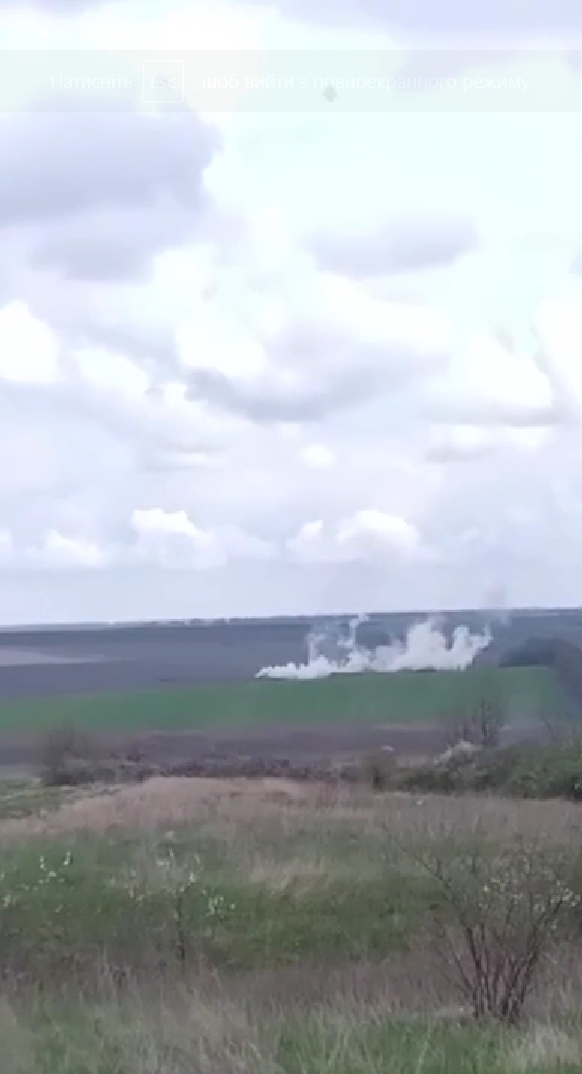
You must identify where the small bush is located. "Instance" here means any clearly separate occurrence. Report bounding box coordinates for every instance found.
[361,747,397,791]
[412,835,580,1023]
[436,741,482,766]
[400,741,582,800]
[447,689,505,749]
[39,727,103,785]
[38,727,160,786]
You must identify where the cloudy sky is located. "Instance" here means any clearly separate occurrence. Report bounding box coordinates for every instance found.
[0,0,581,622]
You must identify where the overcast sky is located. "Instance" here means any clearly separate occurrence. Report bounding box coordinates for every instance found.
[0,0,581,622]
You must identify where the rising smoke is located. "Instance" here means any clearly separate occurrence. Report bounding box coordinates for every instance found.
[256,615,492,680]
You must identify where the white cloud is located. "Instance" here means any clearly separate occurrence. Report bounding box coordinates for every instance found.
[298,443,336,469]
[425,423,551,463]
[25,530,106,569]
[0,0,581,619]
[131,507,275,568]
[288,510,429,563]
[337,510,425,557]
[0,301,60,383]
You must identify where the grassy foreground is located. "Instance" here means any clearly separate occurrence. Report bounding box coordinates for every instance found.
[2,775,582,1071]
[0,664,564,732]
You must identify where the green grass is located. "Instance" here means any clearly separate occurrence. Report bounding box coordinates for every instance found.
[1,778,582,1071]
[0,1000,542,1074]
[0,828,435,981]
[272,1019,514,1074]
[0,665,565,733]
[6,1005,528,1074]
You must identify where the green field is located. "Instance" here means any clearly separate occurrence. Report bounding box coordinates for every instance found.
[0,665,568,733]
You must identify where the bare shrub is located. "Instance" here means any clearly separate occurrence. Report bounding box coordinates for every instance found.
[539,711,580,747]
[447,689,505,749]
[39,727,103,786]
[410,835,580,1023]
[123,737,148,764]
[361,747,397,791]
[38,728,160,786]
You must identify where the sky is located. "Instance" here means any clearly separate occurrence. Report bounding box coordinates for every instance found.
[0,0,582,622]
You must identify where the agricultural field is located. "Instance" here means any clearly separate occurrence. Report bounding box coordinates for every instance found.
[1,773,582,1072]
[0,665,566,735]
[0,616,580,1070]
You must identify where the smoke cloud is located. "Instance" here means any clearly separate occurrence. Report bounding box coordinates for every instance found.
[256,615,491,680]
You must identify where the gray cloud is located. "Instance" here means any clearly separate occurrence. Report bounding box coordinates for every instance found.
[185,319,446,424]
[392,48,539,85]
[32,199,238,284]
[12,269,182,381]
[0,0,114,11]
[5,270,187,416]
[0,375,219,474]
[309,216,478,278]
[185,366,379,423]
[136,448,222,475]
[425,441,498,464]
[72,320,180,380]
[269,319,443,384]
[423,398,564,427]
[0,110,217,228]
[0,100,221,284]
[66,381,220,458]
[424,441,582,583]
[29,202,210,282]
[375,0,582,33]
[249,0,582,32]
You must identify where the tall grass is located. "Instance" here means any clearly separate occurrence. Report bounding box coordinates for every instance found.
[1,775,582,1071]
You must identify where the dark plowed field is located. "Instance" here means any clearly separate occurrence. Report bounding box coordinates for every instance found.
[0,719,548,774]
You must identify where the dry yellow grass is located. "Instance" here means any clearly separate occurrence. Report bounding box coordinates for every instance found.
[0,974,473,1074]
[5,969,582,1074]
[2,775,582,1071]
[245,849,367,893]
[1,776,580,845]
[508,1024,582,1071]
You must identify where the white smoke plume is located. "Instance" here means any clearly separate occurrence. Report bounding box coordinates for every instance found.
[482,582,512,626]
[256,615,491,680]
